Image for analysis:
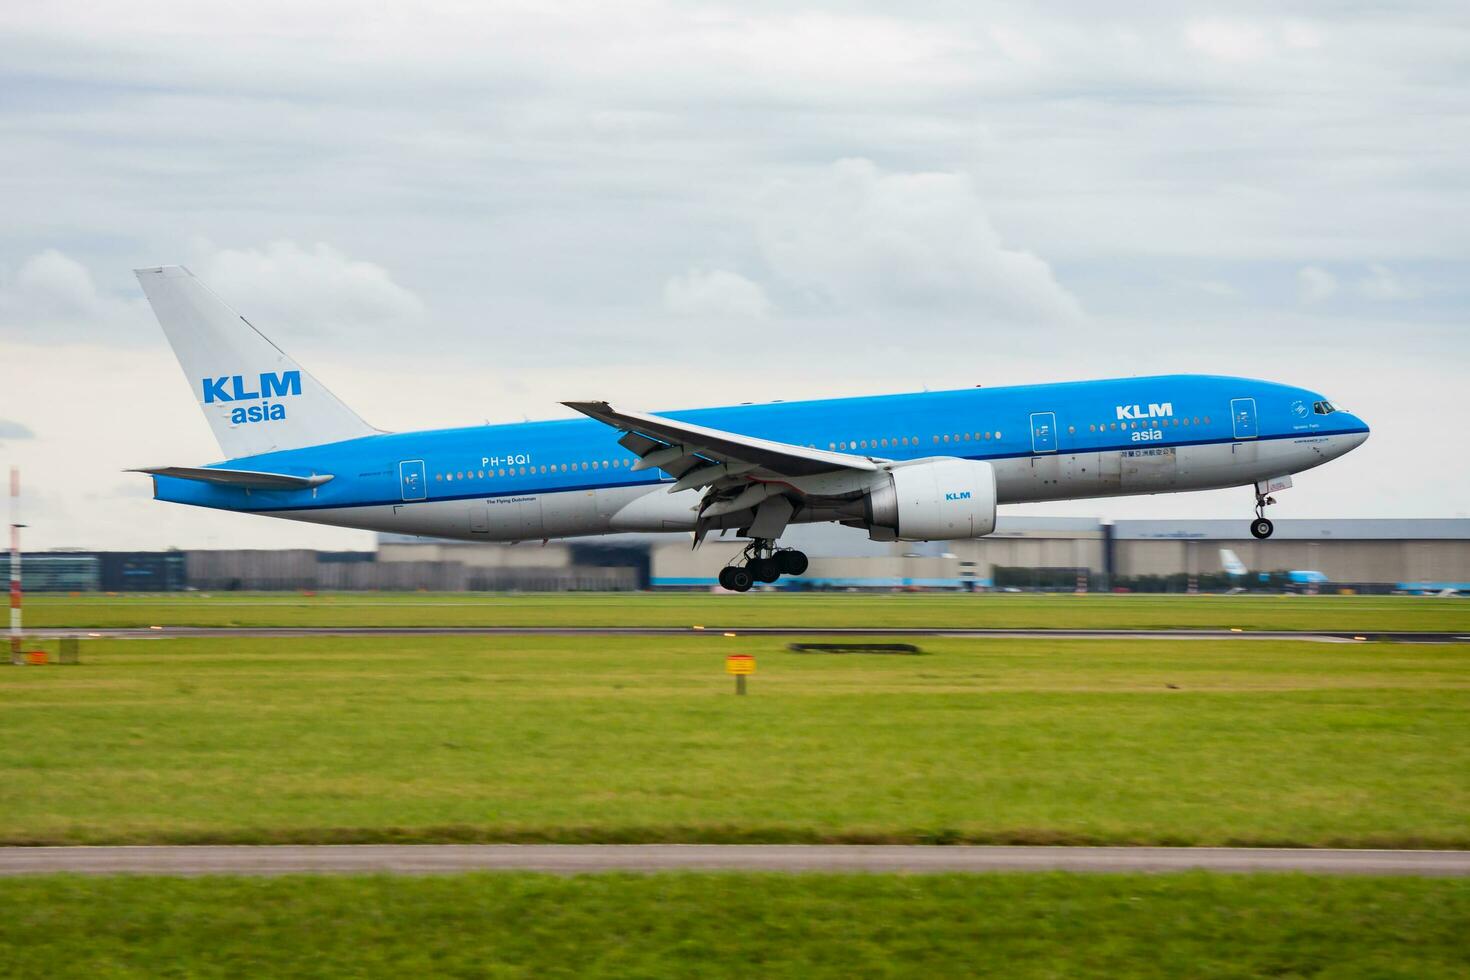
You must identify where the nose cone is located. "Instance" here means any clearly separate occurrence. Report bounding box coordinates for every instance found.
[1342,413,1370,452]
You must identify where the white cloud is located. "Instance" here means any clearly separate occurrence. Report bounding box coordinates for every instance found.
[0,4,979,110]
[1357,263,1416,301]
[1190,280,1237,297]
[756,159,1083,323]
[0,248,150,342]
[0,418,34,441]
[988,26,1044,65]
[0,243,424,347]
[663,268,771,319]
[1184,20,1269,62]
[194,241,426,338]
[14,249,98,315]
[1297,266,1337,303]
[1282,21,1323,50]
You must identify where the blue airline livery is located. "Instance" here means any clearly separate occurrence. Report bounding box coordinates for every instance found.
[133,266,1370,591]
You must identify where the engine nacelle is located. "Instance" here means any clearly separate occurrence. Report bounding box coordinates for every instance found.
[865,458,997,541]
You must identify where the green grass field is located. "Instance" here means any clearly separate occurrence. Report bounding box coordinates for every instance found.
[24,591,1470,631]
[2,872,1466,978]
[2,635,1465,847]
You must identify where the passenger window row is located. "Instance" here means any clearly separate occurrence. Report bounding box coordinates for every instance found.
[823,433,1004,452]
[1085,416,1209,433]
[434,457,634,483]
[933,432,1003,445]
[827,436,922,451]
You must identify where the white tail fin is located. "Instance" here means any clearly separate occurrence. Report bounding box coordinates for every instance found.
[1220,548,1248,577]
[135,266,378,459]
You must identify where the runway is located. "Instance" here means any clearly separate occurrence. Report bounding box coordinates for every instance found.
[32,626,1469,642]
[1,845,1465,877]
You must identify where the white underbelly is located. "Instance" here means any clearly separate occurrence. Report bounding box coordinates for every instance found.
[995,434,1355,504]
[271,486,642,542]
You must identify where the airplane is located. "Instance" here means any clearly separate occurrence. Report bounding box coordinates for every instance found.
[130,266,1371,592]
[1221,548,1330,592]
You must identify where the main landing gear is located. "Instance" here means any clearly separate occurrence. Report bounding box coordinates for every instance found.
[1250,489,1276,540]
[718,538,808,592]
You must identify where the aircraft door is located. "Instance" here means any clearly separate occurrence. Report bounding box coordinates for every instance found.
[1230,398,1258,440]
[514,496,545,539]
[1030,412,1057,454]
[398,460,426,501]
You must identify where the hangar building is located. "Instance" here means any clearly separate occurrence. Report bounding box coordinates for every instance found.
[375,517,1470,592]
[8,519,1468,592]
[636,518,1470,591]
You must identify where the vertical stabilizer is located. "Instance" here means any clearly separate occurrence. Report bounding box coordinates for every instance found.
[1220,549,1248,577]
[135,266,378,459]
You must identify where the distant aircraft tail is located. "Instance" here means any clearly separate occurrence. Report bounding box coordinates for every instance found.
[135,266,379,459]
[1220,548,1248,577]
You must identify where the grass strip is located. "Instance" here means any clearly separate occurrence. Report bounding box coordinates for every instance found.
[2,636,1465,848]
[1,872,1466,978]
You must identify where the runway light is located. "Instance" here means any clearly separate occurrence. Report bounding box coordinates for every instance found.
[87,632,101,638]
[1230,628,1243,632]
[149,625,163,630]
[692,625,705,630]
[1354,635,1367,641]
[724,632,737,637]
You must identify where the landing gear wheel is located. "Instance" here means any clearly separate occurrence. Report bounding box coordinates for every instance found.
[1250,486,1278,541]
[749,557,780,583]
[775,550,808,576]
[725,536,794,592]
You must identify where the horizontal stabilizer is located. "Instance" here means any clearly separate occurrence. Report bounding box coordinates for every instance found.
[129,466,334,490]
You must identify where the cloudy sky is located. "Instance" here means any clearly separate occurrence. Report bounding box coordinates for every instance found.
[1,1,1466,550]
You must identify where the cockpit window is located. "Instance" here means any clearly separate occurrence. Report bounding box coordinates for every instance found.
[1313,401,1337,415]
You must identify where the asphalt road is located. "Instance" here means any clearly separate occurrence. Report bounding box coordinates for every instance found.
[2,845,1465,877]
[32,626,1469,642]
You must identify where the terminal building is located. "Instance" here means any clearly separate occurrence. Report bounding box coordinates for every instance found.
[8,518,1467,593]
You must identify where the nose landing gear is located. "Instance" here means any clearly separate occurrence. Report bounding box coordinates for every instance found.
[1250,490,1276,539]
[718,539,808,592]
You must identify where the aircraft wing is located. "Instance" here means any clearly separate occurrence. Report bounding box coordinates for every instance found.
[562,401,879,478]
[564,400,881,537]
[129,466,334,490]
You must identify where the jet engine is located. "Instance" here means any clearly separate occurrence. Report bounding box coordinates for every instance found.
[863,458,997,541]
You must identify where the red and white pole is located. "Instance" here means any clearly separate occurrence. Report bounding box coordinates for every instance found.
[9,467,20,666]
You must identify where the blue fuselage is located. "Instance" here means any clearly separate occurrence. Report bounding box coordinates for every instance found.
[153,374,1369,529]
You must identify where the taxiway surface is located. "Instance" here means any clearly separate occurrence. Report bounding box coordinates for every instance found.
[2,845,1466,877]
[33,627,1468,642]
